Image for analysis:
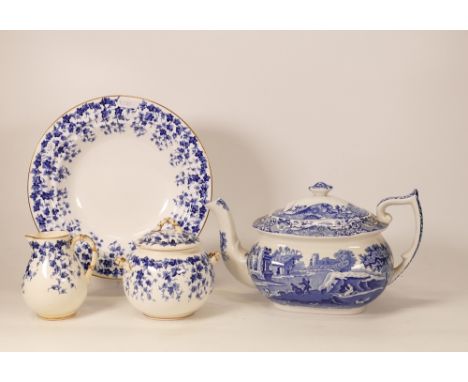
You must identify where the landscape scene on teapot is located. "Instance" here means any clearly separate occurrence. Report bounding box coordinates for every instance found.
[243,242,392,308]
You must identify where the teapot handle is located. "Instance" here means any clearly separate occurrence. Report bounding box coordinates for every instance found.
[376,189,423,284]
[71,234,98,281]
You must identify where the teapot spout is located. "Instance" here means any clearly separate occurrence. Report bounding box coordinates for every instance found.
[207,199,255,287]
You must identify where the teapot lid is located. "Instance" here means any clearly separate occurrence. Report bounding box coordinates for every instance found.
[252,182,387,238]
[138,218,199,250]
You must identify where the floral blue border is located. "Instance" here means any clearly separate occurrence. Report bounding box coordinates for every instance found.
[22,239,82,294]
[28,96,211,278]
[123,255,214,302]
[139,230,198,247]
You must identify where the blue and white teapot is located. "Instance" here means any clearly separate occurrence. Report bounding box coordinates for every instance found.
[208,182,423,314]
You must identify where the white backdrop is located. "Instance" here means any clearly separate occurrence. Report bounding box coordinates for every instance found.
[1,31,467,350]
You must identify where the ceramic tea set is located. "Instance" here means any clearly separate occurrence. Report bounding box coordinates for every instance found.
[23,95,423,320]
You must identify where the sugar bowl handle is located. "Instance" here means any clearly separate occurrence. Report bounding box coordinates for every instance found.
[376,189,423,284]
[155,217,183,233]
[116,257,131,272]
[207,251,221,264]
[71,234,98,281]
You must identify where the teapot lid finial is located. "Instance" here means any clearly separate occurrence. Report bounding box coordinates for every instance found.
[309,181,333,196]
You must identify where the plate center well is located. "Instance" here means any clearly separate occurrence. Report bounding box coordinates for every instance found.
[66,131,179,241]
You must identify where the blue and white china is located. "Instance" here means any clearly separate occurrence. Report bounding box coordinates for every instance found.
[22,231,98,320]
[117,218,218,319]
[27,96,212,279]
[208,182,423,314]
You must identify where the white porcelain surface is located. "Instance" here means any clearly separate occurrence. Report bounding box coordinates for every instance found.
[68,132,179,239]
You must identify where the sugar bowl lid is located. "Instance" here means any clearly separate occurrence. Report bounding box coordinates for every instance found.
[138,218,199,250]
[252,182,388,238]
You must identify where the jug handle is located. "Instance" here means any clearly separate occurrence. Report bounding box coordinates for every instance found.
[376,189,423,284]
[71,234,98,281]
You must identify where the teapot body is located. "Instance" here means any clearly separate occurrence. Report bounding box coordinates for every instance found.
[22,232,97,320]
[209,185,423,314]
[246,232,393,313]
[121,246,215,319]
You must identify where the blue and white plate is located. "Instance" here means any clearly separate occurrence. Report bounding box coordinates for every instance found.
[28,96,212,279]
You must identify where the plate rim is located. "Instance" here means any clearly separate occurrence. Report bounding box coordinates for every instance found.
[26,94,213,279]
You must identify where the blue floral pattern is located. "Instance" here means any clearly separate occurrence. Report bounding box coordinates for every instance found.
[22,239,82,294]
[219,231,228,261]
[139,229,198,247]
[247,243,391,308]
[123,255,214,302]
[28,96,212,278]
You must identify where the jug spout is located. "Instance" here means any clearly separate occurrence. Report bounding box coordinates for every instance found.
[207,199,254,287]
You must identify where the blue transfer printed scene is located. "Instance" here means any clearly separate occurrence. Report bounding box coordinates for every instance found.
[253,203,387,237]
[247,244,391,308]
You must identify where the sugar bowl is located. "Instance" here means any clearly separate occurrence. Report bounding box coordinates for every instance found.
[117,218,219,319]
